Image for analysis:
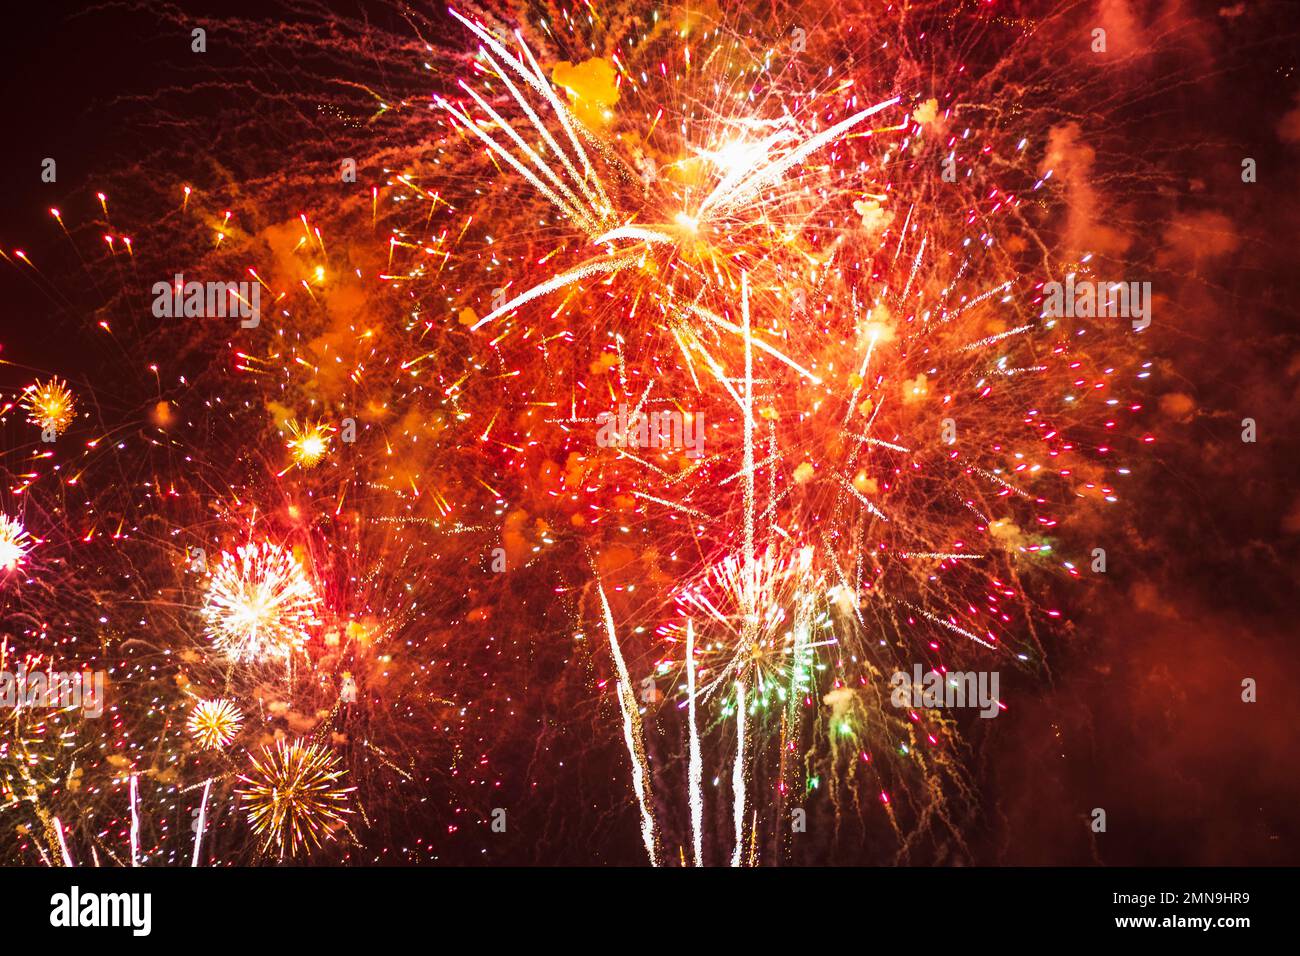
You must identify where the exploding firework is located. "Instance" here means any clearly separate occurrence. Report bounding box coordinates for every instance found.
[284,420,331,470]
[186,699,244,750]
[0,516,32,572]
[20,378,75,436]
[200,542,321,664]
[236,740,353,858]
[668,544,830,712]
[424,4,1146,862]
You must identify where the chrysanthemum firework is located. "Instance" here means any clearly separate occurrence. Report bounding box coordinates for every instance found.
[199,541,321,664]
[20,378,75,436]
[236,740,353,857]
[186,698,244,750]
[0,515,32,572]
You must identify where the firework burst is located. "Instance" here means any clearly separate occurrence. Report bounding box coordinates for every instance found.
[422,4,1149,863]
[667,544,830,711]
[200,541,321,664]
[284,420,331,470]
[236,740,353,858]
[186,698,244,750]
[20,378,76,436]
[0,516,32,572]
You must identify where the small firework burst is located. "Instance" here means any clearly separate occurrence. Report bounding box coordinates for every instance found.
[285,420,331,469]
[21,378,76,436]
[0,515,32,571]
[186,698,244,750]
[200,541,321,663]
[236,740,353,857]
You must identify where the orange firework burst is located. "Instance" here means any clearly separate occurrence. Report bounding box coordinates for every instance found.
[186,698,244,750]
[285,420,331,469]
[236,740,353,857]
[21,378,76,436]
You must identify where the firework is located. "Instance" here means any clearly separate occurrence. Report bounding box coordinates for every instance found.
[0,516,32,572]
[0,693,82,814]
[284,420,331,470]
[20,378,76,436]
[186,698,244,750]
[669,544,829,711]
[236,740,353,857]
[200,541,321,664]
[425,4,1150,864]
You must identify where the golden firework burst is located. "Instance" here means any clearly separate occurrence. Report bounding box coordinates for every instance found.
[236,740,353,857]
[21,378,76,436]
[186,698,244,750]
[285,420,331,469]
